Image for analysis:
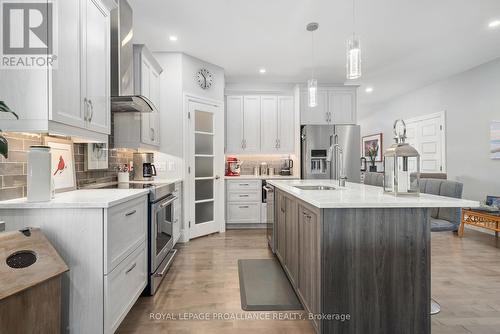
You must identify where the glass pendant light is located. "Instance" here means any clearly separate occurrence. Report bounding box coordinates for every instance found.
[308,78,318,108]
[306,22,319,108]
[346,0,361,80]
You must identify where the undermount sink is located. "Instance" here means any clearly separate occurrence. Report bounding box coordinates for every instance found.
[294,185,337,191]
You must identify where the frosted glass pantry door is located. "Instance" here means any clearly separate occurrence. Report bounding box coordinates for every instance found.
[188,100,224,239]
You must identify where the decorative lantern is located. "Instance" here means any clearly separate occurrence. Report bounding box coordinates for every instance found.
[383,119,420,196]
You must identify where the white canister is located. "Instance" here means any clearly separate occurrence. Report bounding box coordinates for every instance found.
[118,172,129,183]
[27,146,52,202]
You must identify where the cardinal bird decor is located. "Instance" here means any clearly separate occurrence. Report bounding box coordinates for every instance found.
[54,155,66,175]
[43,136,76,192]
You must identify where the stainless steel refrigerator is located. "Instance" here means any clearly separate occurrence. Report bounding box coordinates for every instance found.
[301,125,361,182]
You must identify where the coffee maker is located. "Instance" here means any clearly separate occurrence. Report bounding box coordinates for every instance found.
[280,157,294,176]
[133,153,157,181]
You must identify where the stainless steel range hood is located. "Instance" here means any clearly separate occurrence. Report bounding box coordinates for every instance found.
[110,0,156,113]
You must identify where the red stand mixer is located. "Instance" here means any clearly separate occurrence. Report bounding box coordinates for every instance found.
[225,157,243,176]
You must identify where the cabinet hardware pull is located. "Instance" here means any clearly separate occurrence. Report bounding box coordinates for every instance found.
[83,98,88,121]
[281,208,285,213]
[239,183,249,186]
[239,205,249,209]
[125,210,137,216]
[125,262,137,274]
[239,194,249,197]
[88,99,94,122]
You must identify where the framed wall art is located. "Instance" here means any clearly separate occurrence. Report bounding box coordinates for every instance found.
[43,136,76,193]
[362,133,383,162]
[86,143,109,170]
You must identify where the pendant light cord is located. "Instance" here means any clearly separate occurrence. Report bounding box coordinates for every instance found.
[311,30,315,78]
[352,0,356,37]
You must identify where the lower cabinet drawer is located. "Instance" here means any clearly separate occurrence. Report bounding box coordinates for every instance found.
[105,196,147,274]
[104,242,147,334]
[227,203,261,223]
[226,179,261,191]
[227,190,261,202]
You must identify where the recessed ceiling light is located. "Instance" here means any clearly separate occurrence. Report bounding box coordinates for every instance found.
[365,87,374,93]
[169,35,178,41]
[259,68,266,74]
[488,20,500,28]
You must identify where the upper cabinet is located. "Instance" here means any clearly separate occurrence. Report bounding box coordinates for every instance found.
[300,89,328,124]
[0,0,114,142]
[242,96,261,153]
[225,95,295,155]
[113,44,163,149]
[82,0,111,134]
[300,86,357,125]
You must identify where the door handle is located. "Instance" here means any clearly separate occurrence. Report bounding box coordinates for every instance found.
[160,196,177,208]
[215,175,220,180]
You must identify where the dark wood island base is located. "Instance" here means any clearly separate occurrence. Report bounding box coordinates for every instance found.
[274,189,430,334]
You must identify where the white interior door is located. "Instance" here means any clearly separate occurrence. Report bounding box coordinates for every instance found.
[405,111,446,173]
[188,100,224,239]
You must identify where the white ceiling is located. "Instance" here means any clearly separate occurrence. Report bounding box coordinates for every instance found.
[129,0,500,106]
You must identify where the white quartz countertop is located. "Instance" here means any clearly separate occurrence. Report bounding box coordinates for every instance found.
[0,189,150,209]
[225,175,299,180]
[267,179,480,209]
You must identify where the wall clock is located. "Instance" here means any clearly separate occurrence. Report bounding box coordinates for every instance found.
[196,68,213,89]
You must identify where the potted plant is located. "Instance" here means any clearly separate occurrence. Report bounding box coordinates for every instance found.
[0,101,19,158]
[367,145,378,172]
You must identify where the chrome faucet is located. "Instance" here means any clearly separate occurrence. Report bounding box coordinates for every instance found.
[328,143,347,187]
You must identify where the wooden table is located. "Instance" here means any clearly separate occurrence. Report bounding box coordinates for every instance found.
[460,209,500,237]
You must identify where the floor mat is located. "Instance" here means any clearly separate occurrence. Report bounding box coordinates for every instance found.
[238,258,303,311]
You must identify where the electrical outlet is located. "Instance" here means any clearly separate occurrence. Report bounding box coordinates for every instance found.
[156,161,167,172]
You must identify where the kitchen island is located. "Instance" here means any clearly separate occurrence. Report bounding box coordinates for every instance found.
[266,179,478,334]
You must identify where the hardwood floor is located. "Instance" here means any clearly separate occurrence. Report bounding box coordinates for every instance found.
[118,229,500,334]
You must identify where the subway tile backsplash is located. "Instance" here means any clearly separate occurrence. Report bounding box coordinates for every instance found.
[0,132,135,201]
[0,132,42,200]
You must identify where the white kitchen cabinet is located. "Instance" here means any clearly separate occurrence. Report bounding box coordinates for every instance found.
[226,95,295,154]
[83,0,111,134]
[226,179,263,226]
[260,96,295,153]
[225,96,244,153]
[0,0,113,142]
[104,241,147,333]
[242,96,261,153]
[225,95,261,154]
[136,45,162,147]
[300,89,329,124]
[260,96,279,152]
[0,193,149,334]
[328,89,356,124]
[114,45,163,150]
[300,86,357,125]
[278,96,295,153]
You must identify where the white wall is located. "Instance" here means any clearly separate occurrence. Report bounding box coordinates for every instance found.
[358,57,500,201]
[153,52,225,179]
[182,54,225,102]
